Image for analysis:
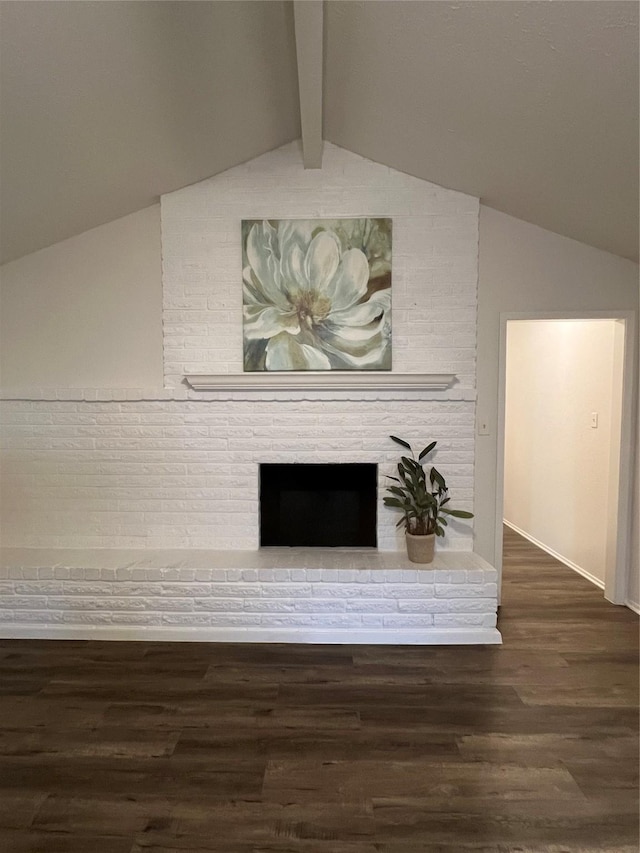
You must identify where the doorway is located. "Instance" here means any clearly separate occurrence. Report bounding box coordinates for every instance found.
[495,311,636,606]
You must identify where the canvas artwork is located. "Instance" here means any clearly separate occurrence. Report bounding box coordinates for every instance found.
[242,218,392,371]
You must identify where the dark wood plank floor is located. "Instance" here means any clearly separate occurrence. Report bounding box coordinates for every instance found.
[1,527,638,852]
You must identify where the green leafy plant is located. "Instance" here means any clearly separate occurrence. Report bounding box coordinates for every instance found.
[383,435,474,536]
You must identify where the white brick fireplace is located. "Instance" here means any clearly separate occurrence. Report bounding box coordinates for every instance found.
[0,142,500,643]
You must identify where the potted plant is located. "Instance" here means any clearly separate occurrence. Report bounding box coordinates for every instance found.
[383,435,474,563]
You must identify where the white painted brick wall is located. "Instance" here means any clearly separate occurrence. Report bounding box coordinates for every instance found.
[162,142,479,386]
[0,555,499,642]
[0,141,493,641]
[0,398,474,549]
[1,142,479,554]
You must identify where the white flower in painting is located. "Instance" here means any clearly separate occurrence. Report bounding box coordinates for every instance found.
[243,220,391,371]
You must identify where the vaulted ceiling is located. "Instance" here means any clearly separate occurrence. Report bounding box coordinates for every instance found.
[1,0,638,265]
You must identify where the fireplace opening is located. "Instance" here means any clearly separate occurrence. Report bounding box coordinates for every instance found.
[260,463,377,547]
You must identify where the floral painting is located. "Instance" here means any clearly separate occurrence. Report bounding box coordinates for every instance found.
[242,218,392,371]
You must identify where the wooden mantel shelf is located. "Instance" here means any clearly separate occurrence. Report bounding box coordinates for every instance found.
[184,373,457,392]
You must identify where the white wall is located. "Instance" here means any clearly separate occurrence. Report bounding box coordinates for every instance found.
[0,206,163,390]
[0,396,476,551]
[504,319,619,585]
[476,207,639,604]
[633,278,640,611]
[632,406,640,611]
[0,143,479,553]
[162,142,479,386]
[0,144,495,642]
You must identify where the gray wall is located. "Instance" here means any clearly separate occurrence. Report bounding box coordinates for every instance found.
[0,206,162,390]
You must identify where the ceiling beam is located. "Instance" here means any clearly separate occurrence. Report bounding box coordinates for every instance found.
[293,0,323,168]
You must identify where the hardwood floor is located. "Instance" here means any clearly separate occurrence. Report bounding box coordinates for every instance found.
[1,527,638,852]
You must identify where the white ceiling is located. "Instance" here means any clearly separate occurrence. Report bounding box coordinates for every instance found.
[1,0,638,265]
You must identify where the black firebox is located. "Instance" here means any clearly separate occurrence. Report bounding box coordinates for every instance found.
[259,463,377,547]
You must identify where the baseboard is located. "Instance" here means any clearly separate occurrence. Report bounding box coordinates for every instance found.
[503,519,605,590]
[0,624,502,645]
[624,599,640,616]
